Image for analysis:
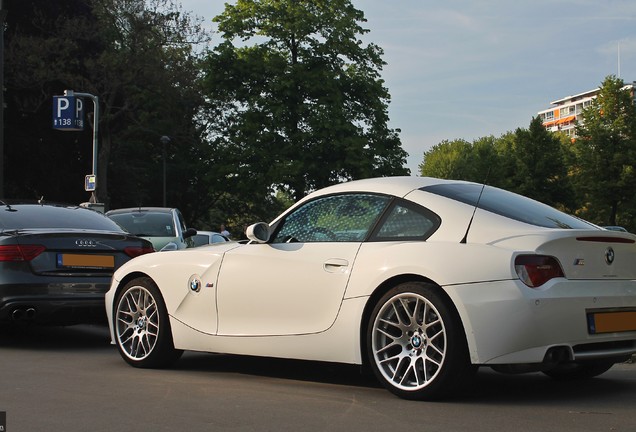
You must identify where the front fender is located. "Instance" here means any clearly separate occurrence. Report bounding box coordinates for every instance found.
[111,243,242,335]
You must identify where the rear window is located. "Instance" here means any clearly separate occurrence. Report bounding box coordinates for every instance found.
[108,212,175,237]
[0,204,124,231]
[422,183,595,229]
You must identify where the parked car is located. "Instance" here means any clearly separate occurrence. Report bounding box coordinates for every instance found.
[105,177,636,400]
[604,226,628,232]
[0,201,154,325]
[106,207,197,251]
[191,231,229,247]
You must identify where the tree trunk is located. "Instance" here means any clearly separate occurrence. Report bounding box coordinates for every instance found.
[609,201,618,226]
[96,129,111,209]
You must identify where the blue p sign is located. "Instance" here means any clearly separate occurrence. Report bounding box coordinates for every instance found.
[52,96,85,131]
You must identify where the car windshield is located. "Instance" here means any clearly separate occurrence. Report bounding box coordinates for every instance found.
[109,212,175,237]
[422,183,596,229]
[0,204,123,231]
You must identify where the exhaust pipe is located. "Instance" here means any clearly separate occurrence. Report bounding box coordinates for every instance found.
[12,308,24,320]
[10,307,37,320]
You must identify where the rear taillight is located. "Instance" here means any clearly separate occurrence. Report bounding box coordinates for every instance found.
[515,255,565,288]
[124,246,155,258]
[0,245,46,262]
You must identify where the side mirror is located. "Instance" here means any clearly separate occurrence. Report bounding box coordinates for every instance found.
[160,242,178,252]
[183,228,197,239]
[246,222,270,243]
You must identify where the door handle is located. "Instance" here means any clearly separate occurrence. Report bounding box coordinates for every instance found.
[323,258,349,273]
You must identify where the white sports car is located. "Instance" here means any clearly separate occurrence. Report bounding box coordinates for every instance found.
[105,176,636,400]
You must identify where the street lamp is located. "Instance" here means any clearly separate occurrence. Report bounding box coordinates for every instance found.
[160,135,170,207]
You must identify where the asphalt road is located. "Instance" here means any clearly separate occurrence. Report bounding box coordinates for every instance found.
[1,324,635,432]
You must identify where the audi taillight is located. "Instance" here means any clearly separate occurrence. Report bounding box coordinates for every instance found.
[124,246,155,258]
[0,245,46,262]
[515,255,565,288]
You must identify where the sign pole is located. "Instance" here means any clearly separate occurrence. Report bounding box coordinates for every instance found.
[63,90,99,202]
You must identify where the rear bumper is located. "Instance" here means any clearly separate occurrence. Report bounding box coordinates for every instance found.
[445,278,636,365]
[0,281,110,325]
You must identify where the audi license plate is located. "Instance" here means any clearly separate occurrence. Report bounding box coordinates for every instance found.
[57,253,115,269]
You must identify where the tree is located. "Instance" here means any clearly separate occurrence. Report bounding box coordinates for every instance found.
[4,0,97,203]
[419,139,473,180]
[202,0,408,201]
[419,118,574,211]
[508,117,573,209]
[572,75,636,227]
[470,135,507,186]
[5,0,208,217]
[419,136,504,185]
[93,0,209,217]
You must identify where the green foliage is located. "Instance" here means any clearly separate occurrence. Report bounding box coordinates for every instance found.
[419,139,472,180]
[202,0,409,201]
[419,117,574,211]
[4,0,98,202]
[507,117,574,209]
[16,3,635,234]
[5,0,410,233]
[572,75,636,227]
[419,75,636,231]
[5,0,210,224]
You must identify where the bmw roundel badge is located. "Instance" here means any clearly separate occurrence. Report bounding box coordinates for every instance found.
[605,247,615,265]
[188,275,202,293]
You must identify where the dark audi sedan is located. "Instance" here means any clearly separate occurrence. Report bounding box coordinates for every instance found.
[0,202,154,325]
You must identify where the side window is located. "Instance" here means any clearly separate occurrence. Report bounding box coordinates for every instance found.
[373,201,440,241]
[211,234,227,243]
[176,210,187,234]
[272,194,390,243]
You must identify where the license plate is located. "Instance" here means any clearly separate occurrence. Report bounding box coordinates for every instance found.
[587,310,636,334]
[57,253,115,269]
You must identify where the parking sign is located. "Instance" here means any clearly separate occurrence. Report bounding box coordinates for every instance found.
[52,96,84,131]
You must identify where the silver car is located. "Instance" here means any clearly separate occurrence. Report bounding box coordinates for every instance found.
[106,207,196,251]
[191,230,229,247]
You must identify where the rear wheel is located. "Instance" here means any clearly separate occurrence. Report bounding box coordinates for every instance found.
[114,277,183,368]
[367,282,474,400]
[542,360,616,380]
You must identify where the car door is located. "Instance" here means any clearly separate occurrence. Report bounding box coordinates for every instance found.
[216,193,391,336]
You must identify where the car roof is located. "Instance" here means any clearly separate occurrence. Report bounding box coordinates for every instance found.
[106,207,176,215]
[306,176,471,199]
[0,202,124,231]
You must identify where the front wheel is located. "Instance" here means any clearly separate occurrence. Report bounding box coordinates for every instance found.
[367,282,474,400]
[114,277,183,368]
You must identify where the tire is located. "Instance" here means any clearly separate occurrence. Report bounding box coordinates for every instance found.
[367,282,474,400]
[114,277,183,368]
[542,360,616,380]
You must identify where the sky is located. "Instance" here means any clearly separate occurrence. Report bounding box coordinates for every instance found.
[179,0,636,174]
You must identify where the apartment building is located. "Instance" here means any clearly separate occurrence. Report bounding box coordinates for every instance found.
[538,82,635,137]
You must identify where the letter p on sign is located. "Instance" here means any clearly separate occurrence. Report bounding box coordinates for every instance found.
[52,96,85,131]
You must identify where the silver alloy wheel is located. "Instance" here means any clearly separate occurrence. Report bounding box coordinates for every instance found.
[116,285,160,361]
[371,292,447,391]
